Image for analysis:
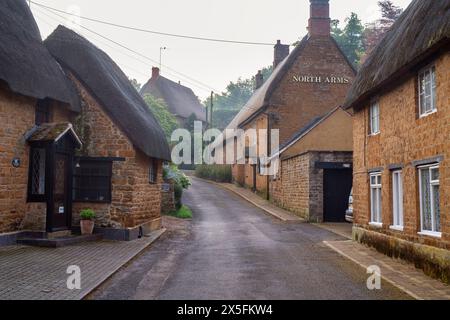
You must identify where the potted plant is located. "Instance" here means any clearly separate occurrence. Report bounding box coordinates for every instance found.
[80,209,96,235]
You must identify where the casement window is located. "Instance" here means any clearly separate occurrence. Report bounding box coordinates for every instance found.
[419,165,441,237]
[73,160,112,203]
[149,159,158,184]
[28,147,46,201]
[369,100,380,135]
[370,173,382,225]
[391,171,404,230]
[35,99,51,125]
[418,66,437,117]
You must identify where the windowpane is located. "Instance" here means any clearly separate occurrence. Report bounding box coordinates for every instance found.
[420,168,432,231]
[31,148,46,195]
[432,184,440,232]
[73,160,112,202]
[418,66,437,116]
[149,159,158,184]
[370,101,380,134]
[370,173,382,224]
[392,172,403,227]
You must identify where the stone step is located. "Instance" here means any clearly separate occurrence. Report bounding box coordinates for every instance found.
[17,234,103,248]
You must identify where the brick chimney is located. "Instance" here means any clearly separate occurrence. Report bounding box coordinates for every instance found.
[308,0,331,37]
[255,70,264,90]
[152,67,160,79]
[273,40,290,68]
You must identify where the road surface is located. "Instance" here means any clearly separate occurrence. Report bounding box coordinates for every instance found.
[89,178,409,300]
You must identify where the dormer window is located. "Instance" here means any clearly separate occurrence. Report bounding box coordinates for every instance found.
[418,65,437,117]
[35,99,51,125]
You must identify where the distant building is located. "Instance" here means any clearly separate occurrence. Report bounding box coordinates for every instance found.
[345,0,450,283]
[140,67,207,127]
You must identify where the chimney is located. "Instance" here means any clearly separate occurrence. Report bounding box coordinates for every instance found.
[273,40,290,68]
[255,70,264,90]
[152,67,160,79]
[308,0,331,37]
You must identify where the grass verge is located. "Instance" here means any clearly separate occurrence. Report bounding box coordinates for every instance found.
[166,205,193,219]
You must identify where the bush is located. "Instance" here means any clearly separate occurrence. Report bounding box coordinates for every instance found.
[80,209,96,220]
[174,183,184,210]
[168,205,193,219]
[195,164,232,183]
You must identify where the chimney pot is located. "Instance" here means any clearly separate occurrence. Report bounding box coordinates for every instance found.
[255,70,264,90]
[308,0,331,37]
[273,40,290,68]
[152,67,160,79]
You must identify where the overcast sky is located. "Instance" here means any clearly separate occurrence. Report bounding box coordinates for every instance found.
[30,0,412,100]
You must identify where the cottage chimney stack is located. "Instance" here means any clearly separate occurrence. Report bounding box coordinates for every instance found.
[308,0,331,37]
[255,70,264,90]
[152,67,160,79]
[273,40,290,68]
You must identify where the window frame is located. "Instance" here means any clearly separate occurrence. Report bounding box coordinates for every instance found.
[35,99,52,125]
[27,145,48,203]
[418,65,437,118]
[369,172,382,226]
[418,164,441,237]
[391,170,404,231]
[73,159,113,203]
[369,100,380,135]
[149,159,158,184]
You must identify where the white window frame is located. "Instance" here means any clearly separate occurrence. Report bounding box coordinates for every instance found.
[369,100,380,135]
[390,170,404,231]
[418,164,441,238]
[418,65,437,117]
[370,172,382,226]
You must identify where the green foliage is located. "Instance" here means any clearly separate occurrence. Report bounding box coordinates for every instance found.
[168,205,192,219]
[203,66,273,130]
[80,209,96,221]
[164,163,191,189]
[195,164,232,183]
[174,183,184,210]
[143,95,179,142]
[332,13,365,67]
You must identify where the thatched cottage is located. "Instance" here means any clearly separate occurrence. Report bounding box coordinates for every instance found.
[0,0,170,244]
[140,67,207,127]
[345,0,450,282]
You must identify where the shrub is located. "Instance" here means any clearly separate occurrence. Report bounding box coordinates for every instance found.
[80,209,96,221]
[195,164,232,183]
[174,183,184,210]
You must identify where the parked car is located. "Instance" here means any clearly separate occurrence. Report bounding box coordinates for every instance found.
[345,189,353,223]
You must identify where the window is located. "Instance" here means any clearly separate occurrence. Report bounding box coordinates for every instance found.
[73,160,112,202]
[419,165,440,236]
[391,171,404,230]
[149,159,158,184]
[28,148,46,200]
[370,173,382,225]
[35,99,51,125]
[369,100,380,135]
[418,66,437,117]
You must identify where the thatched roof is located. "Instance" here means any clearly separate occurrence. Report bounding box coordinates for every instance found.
[0,0,79,110]
[45,26,171,161]
[345,0,450,110]
[140,75,206,122]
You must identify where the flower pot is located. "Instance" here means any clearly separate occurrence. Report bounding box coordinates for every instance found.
[80,220,95,235]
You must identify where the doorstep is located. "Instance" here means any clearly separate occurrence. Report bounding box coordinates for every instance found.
[17,234,103,248]
[324,240,450,300]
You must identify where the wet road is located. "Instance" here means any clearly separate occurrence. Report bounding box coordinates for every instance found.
[89,178,409,300]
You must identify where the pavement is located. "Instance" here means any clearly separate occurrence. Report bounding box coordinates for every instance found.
[0,229,165,300]
[90,177,410,300]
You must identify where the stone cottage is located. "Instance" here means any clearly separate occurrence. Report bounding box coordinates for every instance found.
[140,67,207,127]
[220,0,355,216]
[345,0,450,282]
[0,0,170,244]
[44,26,171,241]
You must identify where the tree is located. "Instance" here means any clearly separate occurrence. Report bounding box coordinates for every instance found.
[143,94,179,142]
[332,13,365,67]
[129,78,142,92]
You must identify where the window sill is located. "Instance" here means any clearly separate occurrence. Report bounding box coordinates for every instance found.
[418,231,442,238]
[369,222,383,228]
[389,225,404,232]
[369,132,380,137]
[419,110,437,119]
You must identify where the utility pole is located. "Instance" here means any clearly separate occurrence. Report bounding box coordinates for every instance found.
[159,47,167,71]
[210,91,214,128]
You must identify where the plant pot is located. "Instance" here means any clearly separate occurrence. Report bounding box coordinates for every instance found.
[80,220,95,235]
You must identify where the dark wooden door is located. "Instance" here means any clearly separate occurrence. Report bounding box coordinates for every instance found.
[323,169,353,222]
[52,153,70,230]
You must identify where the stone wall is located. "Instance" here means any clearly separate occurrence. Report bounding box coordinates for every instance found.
[161,180,175,214]
[352,52,450,251]
[70,76,162,229]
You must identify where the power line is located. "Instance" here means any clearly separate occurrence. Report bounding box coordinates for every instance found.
[30,1,275,47]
